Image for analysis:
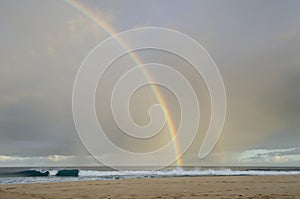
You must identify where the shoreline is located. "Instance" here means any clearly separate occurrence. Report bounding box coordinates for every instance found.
[1,175,300,198]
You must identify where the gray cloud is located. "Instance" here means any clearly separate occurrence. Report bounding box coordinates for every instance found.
[0,0,299,166]
[240,147,300,165]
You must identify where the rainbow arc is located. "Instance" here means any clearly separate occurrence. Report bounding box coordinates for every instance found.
[66,0,183,166]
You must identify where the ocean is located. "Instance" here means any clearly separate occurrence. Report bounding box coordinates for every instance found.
[1,166,300,185]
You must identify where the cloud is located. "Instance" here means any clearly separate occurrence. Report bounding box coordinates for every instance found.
[0,155,15,161]
[0,1,115,158]
[0,155,73,162]
[48,155,73,162]
[0,0,300,166]
[239,147,300,164]
[0,155,100,166]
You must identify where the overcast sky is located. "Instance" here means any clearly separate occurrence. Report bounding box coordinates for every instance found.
[0,0,300,167]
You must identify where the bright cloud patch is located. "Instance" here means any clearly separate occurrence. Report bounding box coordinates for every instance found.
[0,155,77,166]
[0,155,14,161]
[48,155,73,162]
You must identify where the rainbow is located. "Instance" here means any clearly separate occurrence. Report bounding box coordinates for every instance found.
[65,0,183,166]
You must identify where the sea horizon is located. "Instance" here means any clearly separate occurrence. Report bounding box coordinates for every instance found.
[1,166,300,185]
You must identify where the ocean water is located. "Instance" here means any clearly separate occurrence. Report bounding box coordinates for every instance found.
[0,166,300,185]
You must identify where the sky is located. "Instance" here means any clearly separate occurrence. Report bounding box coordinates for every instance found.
[0,0,300,167]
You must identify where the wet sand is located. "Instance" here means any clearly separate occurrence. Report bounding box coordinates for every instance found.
[0,175,300,199]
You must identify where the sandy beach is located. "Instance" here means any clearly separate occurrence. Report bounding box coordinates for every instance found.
[0,175,299,199]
